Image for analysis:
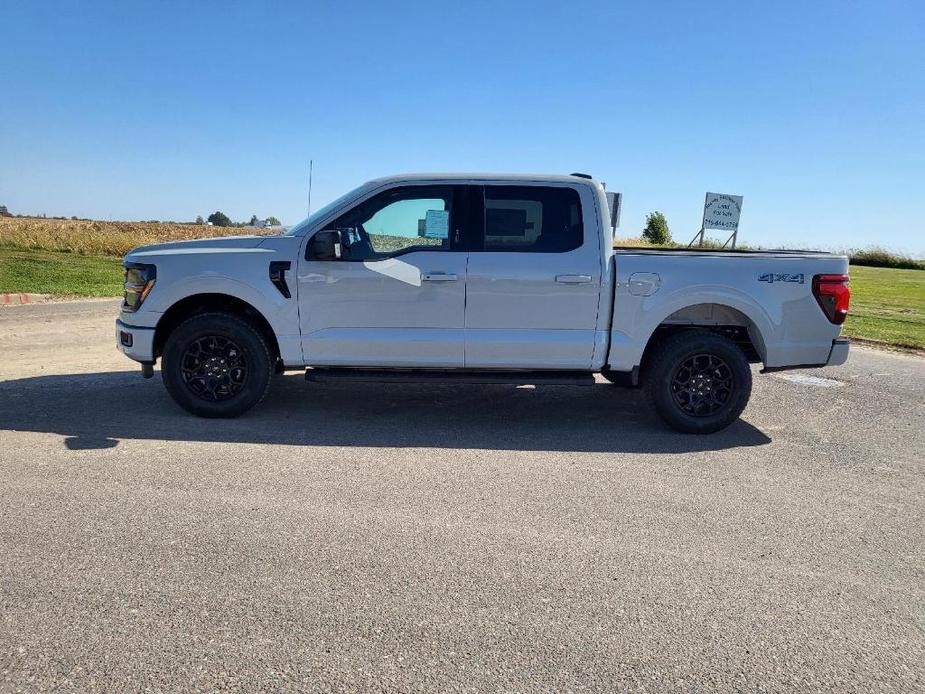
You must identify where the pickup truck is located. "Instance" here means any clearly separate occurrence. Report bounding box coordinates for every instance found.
[116,173,850,434]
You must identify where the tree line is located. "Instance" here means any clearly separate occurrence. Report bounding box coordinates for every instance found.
[202,212,281,227]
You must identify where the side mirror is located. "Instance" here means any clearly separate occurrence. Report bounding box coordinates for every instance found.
[309,230,342,261]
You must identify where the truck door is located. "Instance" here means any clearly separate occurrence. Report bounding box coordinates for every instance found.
[464,184,601,369]
[298,184,468,367]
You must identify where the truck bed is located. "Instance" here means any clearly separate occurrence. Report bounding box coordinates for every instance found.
[606,247,849,373]
[613,246,843,258]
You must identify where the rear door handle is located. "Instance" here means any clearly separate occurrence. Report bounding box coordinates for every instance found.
[422,272,458,282]
[556,274,593,284]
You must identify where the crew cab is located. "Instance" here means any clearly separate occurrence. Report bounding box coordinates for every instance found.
[116,173,850,433]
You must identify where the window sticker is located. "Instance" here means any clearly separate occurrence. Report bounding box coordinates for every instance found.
[424,209,449,239]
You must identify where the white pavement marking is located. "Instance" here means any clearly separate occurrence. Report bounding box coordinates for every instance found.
[775,373,844,387]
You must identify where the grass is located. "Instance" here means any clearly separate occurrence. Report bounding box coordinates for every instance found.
[0,247,123,297]
[842,265,925,350]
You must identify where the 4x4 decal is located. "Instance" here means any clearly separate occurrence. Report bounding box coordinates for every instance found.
[758,273,804,284]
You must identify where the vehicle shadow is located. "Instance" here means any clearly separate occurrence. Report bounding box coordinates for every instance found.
[0,371,771,453]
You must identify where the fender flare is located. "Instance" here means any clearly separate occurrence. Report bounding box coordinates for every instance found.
[611,285,776,371]
[152,275,288,330]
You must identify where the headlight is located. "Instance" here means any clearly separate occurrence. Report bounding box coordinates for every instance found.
[123,263,156,312]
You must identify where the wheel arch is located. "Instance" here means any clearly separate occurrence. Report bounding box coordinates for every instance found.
[648,301,766,356]
[153,293,282,367]
[629,302,769,386]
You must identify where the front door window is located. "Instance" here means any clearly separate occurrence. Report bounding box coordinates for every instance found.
[330,186,456,260]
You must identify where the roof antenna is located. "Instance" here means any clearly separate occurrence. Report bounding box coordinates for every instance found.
[307,159,314,218]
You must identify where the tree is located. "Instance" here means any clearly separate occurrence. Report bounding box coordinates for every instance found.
[0,205,10,217]
[266,216,281,226]
[207,211,232,227]
[249,215,258,226]
[642,211,672,245]
[195,215,204,225]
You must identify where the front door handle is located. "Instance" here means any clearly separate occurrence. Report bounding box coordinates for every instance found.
[556,274,593,284]
[422,272,458,282]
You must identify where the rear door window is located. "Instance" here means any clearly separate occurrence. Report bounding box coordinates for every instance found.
[480,186,582,252]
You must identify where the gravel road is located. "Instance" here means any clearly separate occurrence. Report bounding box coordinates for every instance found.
[1,300,923,692]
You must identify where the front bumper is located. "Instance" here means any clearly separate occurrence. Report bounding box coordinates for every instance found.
[116,319,156,363]
[826,337,850,366]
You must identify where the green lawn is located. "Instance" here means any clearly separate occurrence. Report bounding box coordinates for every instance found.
[2,247,922,351]
[843,265,925,350]
[0,247,123,297]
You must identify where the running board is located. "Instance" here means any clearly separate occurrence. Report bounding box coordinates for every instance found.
[305,368,596,386]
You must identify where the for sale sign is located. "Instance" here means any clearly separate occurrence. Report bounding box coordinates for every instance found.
[702,193,743,231]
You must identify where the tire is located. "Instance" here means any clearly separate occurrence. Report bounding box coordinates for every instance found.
[161,312,273,418]
[643,330,752,434]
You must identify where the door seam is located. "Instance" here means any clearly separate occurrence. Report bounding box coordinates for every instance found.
[463,251,470,366]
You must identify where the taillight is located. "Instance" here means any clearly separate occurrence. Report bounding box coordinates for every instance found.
[812,274,850,325]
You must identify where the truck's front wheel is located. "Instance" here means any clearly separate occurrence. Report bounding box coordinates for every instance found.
[161,312,272,418]
[643,330,752,434]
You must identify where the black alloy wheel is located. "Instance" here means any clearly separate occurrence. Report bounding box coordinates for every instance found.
[162,312,272,418]
[643,330,752,434]
[180,335,248,402]
[670,353,734,417]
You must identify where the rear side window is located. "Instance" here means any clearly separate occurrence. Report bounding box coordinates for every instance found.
[482,186,582,252]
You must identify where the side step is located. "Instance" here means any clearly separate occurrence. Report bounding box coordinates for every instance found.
[305,368,596,386]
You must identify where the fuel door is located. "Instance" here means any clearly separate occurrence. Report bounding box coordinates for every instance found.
[628,272,661,297]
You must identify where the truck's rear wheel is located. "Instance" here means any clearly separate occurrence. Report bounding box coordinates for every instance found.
[161,312,272,418]
[643,330,752,434]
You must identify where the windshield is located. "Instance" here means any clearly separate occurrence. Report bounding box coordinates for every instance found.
[284,185,367,236]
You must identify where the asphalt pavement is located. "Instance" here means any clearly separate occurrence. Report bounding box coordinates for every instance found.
[1,300,923,692]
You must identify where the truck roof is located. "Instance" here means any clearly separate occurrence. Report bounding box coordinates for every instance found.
[364,173,600,186]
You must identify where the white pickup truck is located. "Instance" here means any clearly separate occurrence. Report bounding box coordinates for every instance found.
[116,173,850,433]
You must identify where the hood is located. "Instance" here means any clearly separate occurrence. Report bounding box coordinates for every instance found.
[125,235,267,260]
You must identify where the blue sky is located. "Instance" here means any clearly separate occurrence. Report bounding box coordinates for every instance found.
[2,0,923,254]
